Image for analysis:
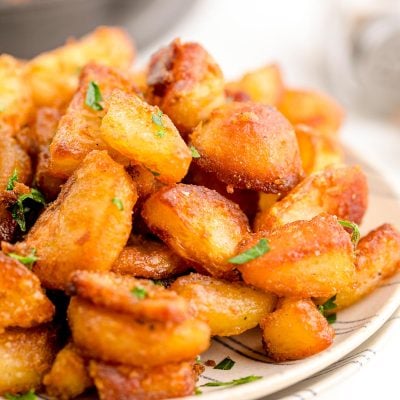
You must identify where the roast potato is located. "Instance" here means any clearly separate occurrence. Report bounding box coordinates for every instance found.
[171,273,277,336]
[26,26,135,108]
[27,150,137,290]
[146,39,225,135]
[126,164,161,202]
[100,89,192,184]
[190,102,303,193]
[141,184,250,277]
[254,165,368,231]
[239,214,355,298]
[261,298,335,361]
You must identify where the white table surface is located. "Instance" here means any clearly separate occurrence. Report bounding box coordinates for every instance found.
[137,1,400,399]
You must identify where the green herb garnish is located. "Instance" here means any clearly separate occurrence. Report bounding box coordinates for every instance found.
[326,313,337,324]
[5,389,37,400]
[195,355,202,364]
[338,219,360,247]
[8,248,38,270]
[194,387,202,395]
[6,169,18,191]
[131,286,148,300]
[318,295,337,324]
[112,197,124,211]
[151,109,166,138]
[228,238,270,265]
[85,81,103,111]
[147,168,160,177]
[214,356,235,370]
[190,145,201,158]
[201,375,262,387]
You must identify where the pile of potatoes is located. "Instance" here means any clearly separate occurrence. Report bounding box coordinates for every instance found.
[0,27,399,400]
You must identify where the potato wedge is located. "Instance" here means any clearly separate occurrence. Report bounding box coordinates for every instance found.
[0,325,58,395]
[278,89,344,136]
[90,360,196,400]
[239,214,355,298]
[225,64,284,106]
[254,165,368,231]
[26,26,135,108]
[171,273,277,336]
[43,343,92,400]
[68,297,210,367]
[26,150,136,290]
[141,184,250,277]
[146,39,225,135]
[100,89,192,184]
[190,102,303,193]
[261,298,335,361]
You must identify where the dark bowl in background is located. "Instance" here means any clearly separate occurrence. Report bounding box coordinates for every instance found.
[0,0,196,58]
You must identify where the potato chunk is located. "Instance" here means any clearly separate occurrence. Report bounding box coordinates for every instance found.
[261,298,335,361]
[43,343,92,400]
[171,273,277,336]
[190,102,303,194]
[100,90,192,184]
[146,39,225,135]
[68,297,210,367]
[278,89,344,136]
[0,325,58,395]
[0,252,54,332]
[225,64,284,106]
[49,63,135,178]
[239,214,355,298]
[141,184,250,277]
[26,150,136,290]
[26,26,135,108]
[254,165,368,231]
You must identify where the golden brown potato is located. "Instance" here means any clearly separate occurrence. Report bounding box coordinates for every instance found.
[0,55,33,133]
[278,89,344,137]
[171,273,277,336]
[261,298,335,361]
[295,124,344,174]
[239,214,355,298]
[70,270,191,323]
[100,89,192,184]
[49,63,134,178]
[0,252,54,332]
[332,224,400,311]
[254,165,368,231]
[0,325,58,395]
[225,64,284,106]
[190,102,303,194]
[146,39,225,135]
[26,26,135,108]
[126,164,162,202]
[90,360,196,400]
[112,238,189,280]
[26,150,137,290]
[43,343,92,400]
[68,297,210,367]
[258,193,280,213]
[141,184,250,277]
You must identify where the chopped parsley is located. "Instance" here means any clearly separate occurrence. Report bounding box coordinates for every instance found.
[8,248,38,270]
[228,238,270,264]
[5,390,37,400]
[201,375,262,387]
[190,145,201,158]
[146,167,160,177]
[338,219,360,247]
[6,169,18,190]
[195,355,202,364]
[111,197,124,211]
[214,356,235,370]
[318,295,337,324]
[194,387,202,395]
[85,81,103,111]
[151,109,166,138]
[131,286,148,300]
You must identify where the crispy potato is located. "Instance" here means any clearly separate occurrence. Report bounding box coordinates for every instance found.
[90,360,196,400]
[26,150,137,290]
[258,193,280,213]
[100,89,192,184]
[146,39,225,135]
[331,224,400,311]
[112,238,189,280]
[254,165,368,231]
[278,89,344,136]
[261,298,335,361]
[141,184,250,277]
[225,64,284,106]
[0,55,33,133]
[0,252,54,332]
[43,343,92,400]
[126,164,161,202]
[0,325,58,395]
[190,102,303,193]
[70,270,191,323]
[129,68,148,95]
[49,63,134,178]
[26,26,135,108]
[68,297,210,367]
[239,214,355,298]
[295,124,344,174]
[171,273,277,336]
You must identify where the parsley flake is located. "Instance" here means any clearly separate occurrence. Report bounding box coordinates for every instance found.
[195,387,202,395]
[5,389,37,400]
[190,145,201,158]
[228,238,270,265]
[131,286,148,300]
[85,81,103,111]
[338,219,360,247]
[8,248,38,270]
[6,169,18,191]
[214,357,235,370]
[151,110,166,138]
[146,168,160,177]
[201,375,262,387]
[112,197,124,211]
[318,295,337,324]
